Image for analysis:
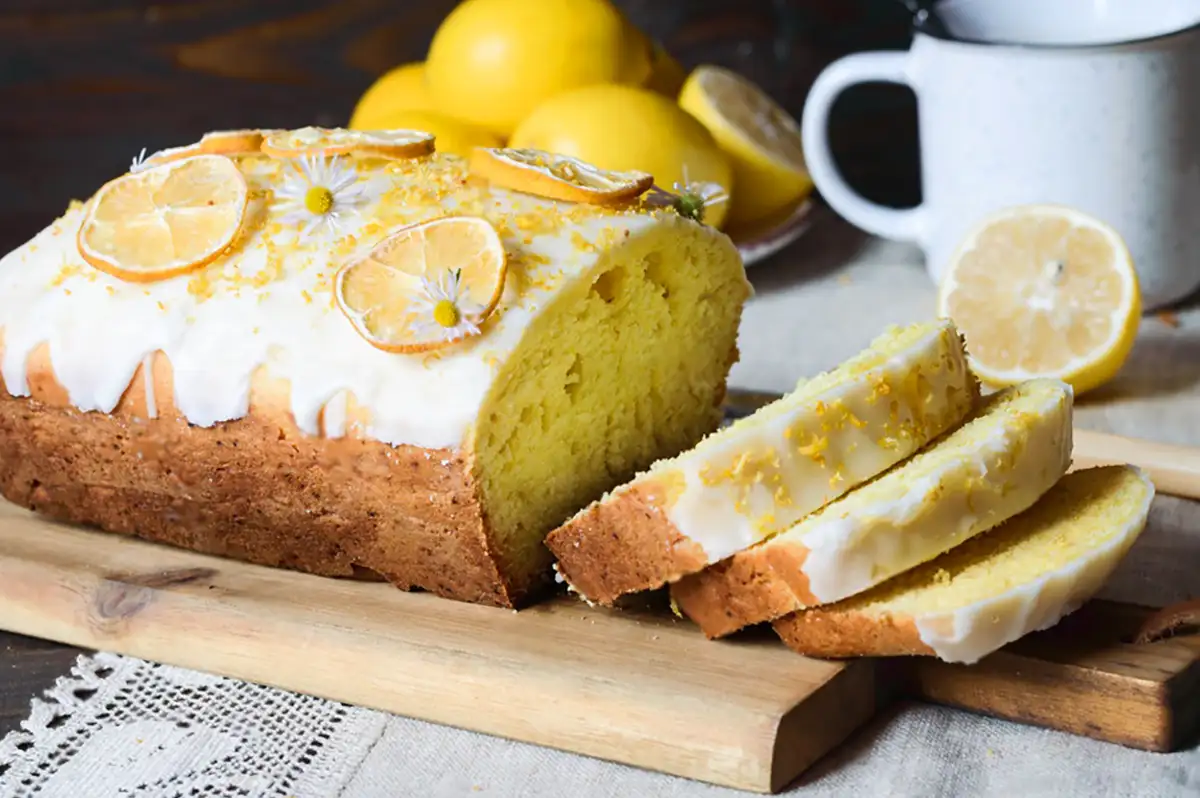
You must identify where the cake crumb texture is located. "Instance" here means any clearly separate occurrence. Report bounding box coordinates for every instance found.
[473,217,749,595]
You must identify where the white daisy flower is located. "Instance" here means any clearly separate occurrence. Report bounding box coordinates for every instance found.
[275,155,372,240]
[409,268,485,344]
[672,163,729,223]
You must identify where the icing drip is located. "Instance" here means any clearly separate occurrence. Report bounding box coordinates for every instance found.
[142,355,157,419]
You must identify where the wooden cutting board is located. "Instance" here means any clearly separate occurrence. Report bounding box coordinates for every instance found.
[0,502,1196,794]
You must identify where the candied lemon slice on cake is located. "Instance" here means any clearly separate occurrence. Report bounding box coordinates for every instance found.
[937,204,1141,396]
[335,215,507,354]
[262,126,434,159]
[194,129,275,156]
[468,147,653,205]
[678,64,813,227]
[135,129,275,172]
[77,154,248,283]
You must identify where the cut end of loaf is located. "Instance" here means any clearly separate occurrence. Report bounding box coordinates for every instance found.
[474,219,748,603]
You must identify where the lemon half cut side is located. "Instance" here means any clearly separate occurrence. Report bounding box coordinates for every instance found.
[937,203,1141,395]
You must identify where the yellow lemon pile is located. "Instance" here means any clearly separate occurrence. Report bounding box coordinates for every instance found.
[348,0,814,232]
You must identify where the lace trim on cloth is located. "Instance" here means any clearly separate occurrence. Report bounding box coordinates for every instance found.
[0,652,387,798]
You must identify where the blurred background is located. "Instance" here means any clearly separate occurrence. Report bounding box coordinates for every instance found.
[0,0,920,253]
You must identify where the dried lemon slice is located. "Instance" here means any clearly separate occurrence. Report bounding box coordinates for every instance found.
[335,216,507,354]
[78,154,248,283]
[937,203,1141,395]
[196,128,277,155]
[134,129,275,172]
[468,147,653,205]
[262,126,434,159]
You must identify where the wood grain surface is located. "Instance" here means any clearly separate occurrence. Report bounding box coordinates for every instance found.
[907,601,1200,752]
[1072,428,1200,502]
[0,501,1195,792]
[0,501,879,794]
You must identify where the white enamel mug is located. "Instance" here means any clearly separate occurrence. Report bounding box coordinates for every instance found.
[801,4,1200,309]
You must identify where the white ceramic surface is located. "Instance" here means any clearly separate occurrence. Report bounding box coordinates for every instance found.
[938,0,1200,46]
[801,9,1200,309]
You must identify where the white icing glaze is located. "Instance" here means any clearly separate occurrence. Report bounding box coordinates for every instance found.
[0,153,689,449]
[141,354,157,419]
[913,466,1154,664]
[656,320,974,564]
[797,380,1073,604]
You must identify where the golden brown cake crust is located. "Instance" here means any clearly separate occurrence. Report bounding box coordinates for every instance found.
[545,483,708,605]
[772,608,935,658]
[670,542,818,639]
[0,346,536,608]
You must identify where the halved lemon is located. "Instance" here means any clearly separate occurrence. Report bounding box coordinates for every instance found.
[78,154,248,283]
[262,126,434,159]
[469,147,653,205]
[678,64,812,227]
[135,129,275,172]
[937,204,1142,395]
[335,216,507,354]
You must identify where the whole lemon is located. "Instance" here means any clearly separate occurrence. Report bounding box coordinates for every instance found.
[349,63,433,130]
[426,0,652,138]
[511,83,733,228]
[359,109,502,157]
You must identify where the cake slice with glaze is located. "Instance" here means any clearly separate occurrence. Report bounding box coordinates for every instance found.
[546,319,980,605]
[672,378,1074,638]
[774,465,1154,664]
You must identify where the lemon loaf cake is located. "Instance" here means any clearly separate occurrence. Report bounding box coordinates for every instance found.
[546,319,979,605]
[774,465,1154,664]
[673,378,1074,638]
[0,130,750,607]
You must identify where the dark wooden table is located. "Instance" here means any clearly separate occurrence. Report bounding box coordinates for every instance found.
[0,634,83,737]
[0,0,922,736]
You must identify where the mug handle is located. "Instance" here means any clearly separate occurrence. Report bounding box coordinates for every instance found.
[801,52,925,243]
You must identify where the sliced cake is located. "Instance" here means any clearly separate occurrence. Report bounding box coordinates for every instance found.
[546,319,980,605]
[673,378,1074,638]
[773,465,1154,664]
[0,134,750,607]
